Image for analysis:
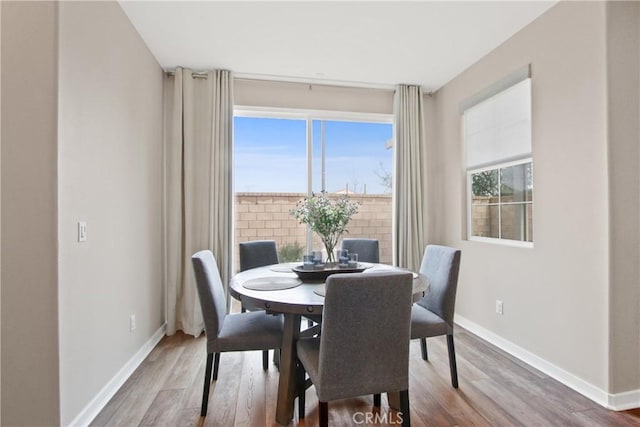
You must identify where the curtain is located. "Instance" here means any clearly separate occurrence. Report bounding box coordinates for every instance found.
[164,68,234,336]
[393,85,427,272]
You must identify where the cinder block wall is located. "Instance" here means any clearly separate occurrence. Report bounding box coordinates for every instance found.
[471,196,533,241]
[234,192,392,271]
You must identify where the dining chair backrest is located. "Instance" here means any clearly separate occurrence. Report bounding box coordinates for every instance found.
[192,250,228,340]
[417,245,461,328]
[239,240,279,271]
[318,271,413,401]
[340,238,380,263]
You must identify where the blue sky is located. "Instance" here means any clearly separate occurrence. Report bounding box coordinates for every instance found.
[234,116,393,194]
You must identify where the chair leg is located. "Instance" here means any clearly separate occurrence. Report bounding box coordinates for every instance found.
[420,338,428,361]
[373,393,381,407]
[262,351,268,370]
[399,389,410,427]
[212,352,220,381]
[319,401,328,427]
[201,353,214,417]
[446,333,459,388]
[273,348,281,369]
[297,363,306,420]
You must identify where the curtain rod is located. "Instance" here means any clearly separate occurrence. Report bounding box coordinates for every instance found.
[165,70,396,91]
[165,71,208,79]
[235,75,435,95]
[164,71,434,95]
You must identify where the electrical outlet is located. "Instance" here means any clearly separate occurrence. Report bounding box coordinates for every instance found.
[78,221,87,242]
[496,300,504,315]
[130,314,136,332]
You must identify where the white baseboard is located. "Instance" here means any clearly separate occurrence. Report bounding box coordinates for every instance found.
[609,389,640,411]
[68,323,167,427]
[454,314,639,411]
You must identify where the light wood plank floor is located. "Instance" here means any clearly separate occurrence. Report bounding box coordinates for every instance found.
[91,325,640,426]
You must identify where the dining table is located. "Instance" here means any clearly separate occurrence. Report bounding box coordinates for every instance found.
[228,261,429,426]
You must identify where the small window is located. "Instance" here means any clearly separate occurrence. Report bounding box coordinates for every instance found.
[464,76,533,245]
[468,160,533,242]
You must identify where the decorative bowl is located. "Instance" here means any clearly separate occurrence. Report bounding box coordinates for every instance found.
[292,263,366,281]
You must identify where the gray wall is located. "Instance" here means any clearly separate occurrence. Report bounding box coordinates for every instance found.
[606,0,640,394]
[1,2,61,425]
[1,1,164,424]
[57,2,164,424]
[1,1,3,421]
[433,0,640,397]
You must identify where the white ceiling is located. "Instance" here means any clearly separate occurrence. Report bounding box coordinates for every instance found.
[119,1,557,91]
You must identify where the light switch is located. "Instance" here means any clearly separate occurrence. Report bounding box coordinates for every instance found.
[78,221,87,242]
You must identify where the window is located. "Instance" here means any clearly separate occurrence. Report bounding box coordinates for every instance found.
[233,110,393,269]
[464,75,533,245]
[234,116,307,193]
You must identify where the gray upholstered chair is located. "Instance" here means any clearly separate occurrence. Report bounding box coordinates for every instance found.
[238,240,280,365]
[239,240,279,271]
[297,271,414,427]
[192,250,283,417]
[340,238,380,263]
[239,240,320,330]
[411,244,462,388]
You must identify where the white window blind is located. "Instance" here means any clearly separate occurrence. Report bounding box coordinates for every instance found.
[464,78,532,169]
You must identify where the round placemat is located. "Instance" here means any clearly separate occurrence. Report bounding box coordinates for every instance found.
[242,277,302,291]
[313,285,326,297]
[269,265,294,273]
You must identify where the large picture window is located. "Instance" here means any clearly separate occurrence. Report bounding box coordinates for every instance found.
[233,110,394,269]
[464,74,533,245]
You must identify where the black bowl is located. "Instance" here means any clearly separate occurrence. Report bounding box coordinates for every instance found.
[292,263,366,281]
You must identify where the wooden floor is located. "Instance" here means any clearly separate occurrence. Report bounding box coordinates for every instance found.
[91,325,640,427]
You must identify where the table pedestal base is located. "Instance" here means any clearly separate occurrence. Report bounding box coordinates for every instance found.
[275,313,301,425]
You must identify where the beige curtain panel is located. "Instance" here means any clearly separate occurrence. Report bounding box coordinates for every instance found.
[393,84,428,272]
[164,68,234,336]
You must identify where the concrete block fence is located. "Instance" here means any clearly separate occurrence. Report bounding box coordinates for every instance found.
[234,192,393,272]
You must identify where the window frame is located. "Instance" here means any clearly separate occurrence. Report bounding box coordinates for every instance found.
[466,157,533,248]
[234,105,394,192]
[233,106,394,255]
[462,68,534,248]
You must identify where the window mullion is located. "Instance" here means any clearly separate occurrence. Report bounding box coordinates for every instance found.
[306,116,314,251]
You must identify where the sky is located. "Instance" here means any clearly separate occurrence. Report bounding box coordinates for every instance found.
[234,116,393,194]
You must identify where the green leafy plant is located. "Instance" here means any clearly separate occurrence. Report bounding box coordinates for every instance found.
[472,170,498,197]
[278,241,304,263]
[290,192,359,263]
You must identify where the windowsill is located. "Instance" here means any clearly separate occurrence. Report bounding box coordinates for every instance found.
[467,236,534,249]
